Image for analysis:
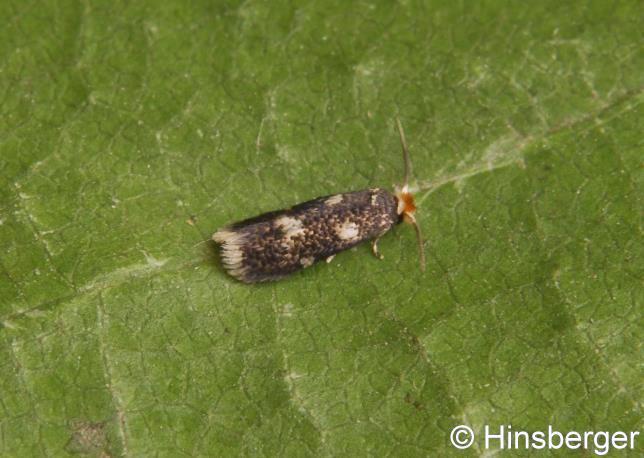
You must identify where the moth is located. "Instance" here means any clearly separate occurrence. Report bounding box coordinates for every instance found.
[213,119,425,283]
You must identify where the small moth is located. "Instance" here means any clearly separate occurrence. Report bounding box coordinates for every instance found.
[213,119,425,283]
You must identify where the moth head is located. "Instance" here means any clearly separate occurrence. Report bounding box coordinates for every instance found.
[394,118,425,272]
[395,184,417,221]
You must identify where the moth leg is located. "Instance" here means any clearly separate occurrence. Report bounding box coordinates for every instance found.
[371,237,384,260]
[326,255,335,264]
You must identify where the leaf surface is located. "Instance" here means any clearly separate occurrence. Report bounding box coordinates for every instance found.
[1,1,641,456]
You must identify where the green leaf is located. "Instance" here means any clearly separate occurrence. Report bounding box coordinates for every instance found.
[1,1,641,456]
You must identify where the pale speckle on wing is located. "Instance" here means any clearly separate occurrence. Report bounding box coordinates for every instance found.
[299,256,314,267]
[336,220,360,241]
[276,216,306,238]
[324,194,344,206]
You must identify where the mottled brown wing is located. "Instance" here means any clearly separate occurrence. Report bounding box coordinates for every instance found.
[213,188,399,283]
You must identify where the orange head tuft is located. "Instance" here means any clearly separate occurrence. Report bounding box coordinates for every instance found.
[395,186,416,218]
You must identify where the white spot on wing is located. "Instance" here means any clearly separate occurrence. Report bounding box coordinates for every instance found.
[276,216,305,238]
[325,194,343,206]
[336,220,360,241]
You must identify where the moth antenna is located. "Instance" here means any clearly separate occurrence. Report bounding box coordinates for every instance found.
[405,213,426,272]
[192,239,210,248]
[396,117,411,190]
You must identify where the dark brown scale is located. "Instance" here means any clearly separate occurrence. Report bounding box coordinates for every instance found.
[214,188,400,283]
